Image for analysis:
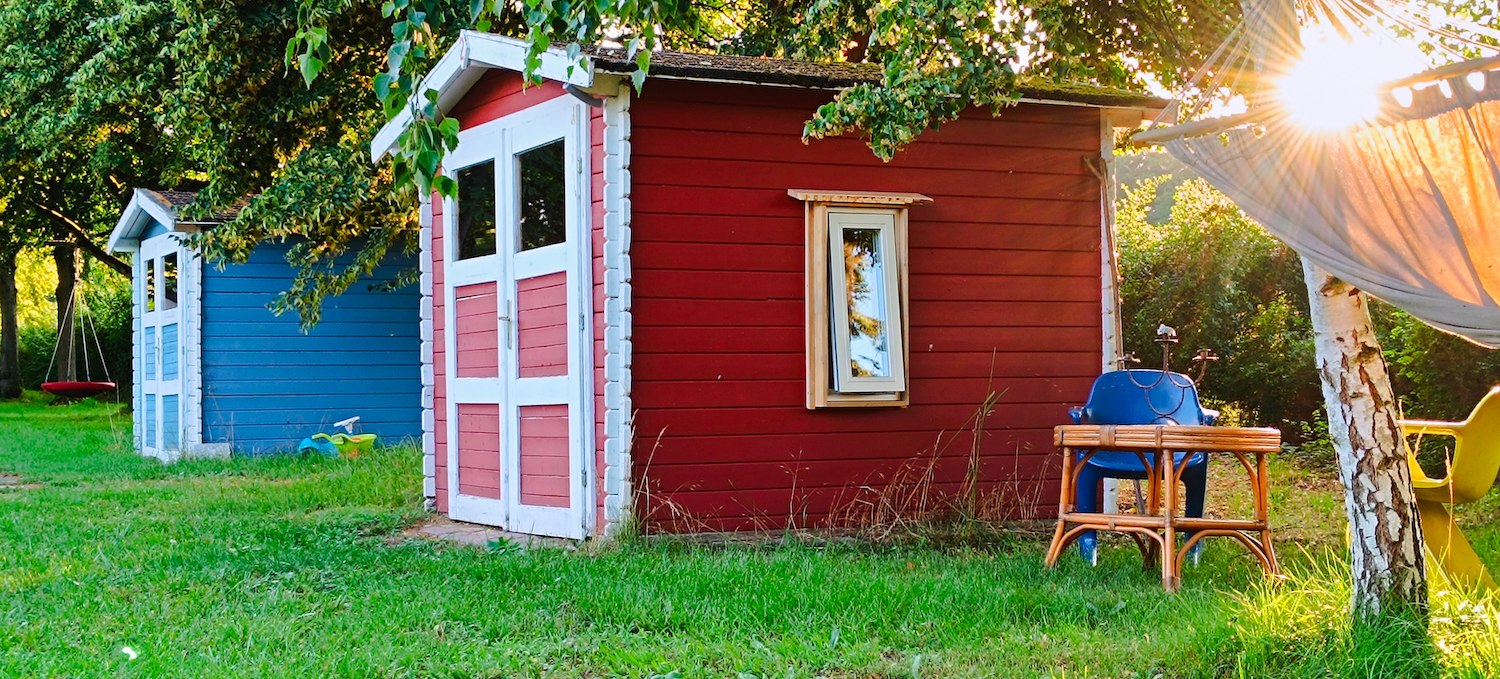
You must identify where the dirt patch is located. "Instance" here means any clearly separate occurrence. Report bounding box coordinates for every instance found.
[0,474,43,491]
[402,515,578,551]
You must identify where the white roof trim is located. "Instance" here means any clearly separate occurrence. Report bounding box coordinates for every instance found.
[107,189,181,253]
[370,31,596,161]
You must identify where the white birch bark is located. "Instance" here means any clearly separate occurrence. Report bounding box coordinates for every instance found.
[1303,260,1427,616]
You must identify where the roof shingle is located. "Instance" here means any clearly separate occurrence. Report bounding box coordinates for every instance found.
[143,189,251,222]
[584,48,1168,109]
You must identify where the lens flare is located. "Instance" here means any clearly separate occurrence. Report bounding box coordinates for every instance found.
[1275,27,1427,133]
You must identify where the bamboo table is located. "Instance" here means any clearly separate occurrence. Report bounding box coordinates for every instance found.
[1043,424,1283,591]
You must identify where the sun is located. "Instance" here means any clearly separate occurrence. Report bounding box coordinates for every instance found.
[1274,26,1427,132]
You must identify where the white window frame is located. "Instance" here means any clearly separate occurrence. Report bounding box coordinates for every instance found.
[827,210,907,393]
[789,189,931,409]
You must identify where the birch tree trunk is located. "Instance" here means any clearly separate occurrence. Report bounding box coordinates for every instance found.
[1303,260,1427,616]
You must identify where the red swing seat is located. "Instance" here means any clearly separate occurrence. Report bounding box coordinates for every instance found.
[41,381,118,399]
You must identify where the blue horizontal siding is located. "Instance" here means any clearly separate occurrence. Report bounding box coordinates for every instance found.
[202,320,414,339]
[205,306,419,324]
[199,291,417,309]
[203,406,417,425]
[199,241,421,454]
[204,378,419,397]
[201,351,417,369]
[202,335,415,354]
[199,423,422,449]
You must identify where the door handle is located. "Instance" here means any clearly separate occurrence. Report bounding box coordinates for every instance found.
[498,300,514,349]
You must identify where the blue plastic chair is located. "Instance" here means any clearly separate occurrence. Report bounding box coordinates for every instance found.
[1068,370,1219,564]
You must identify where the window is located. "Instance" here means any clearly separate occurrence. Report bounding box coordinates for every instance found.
[160,253,178,310]
[145,257,157,312]
[517,140,566,251]
[456,161,497,260]
[829,211,904,393]
[789,189,932,409]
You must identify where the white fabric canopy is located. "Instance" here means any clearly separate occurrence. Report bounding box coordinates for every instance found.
[1166,68,1500,346]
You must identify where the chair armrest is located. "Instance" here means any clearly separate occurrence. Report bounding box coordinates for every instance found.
[1068,406,1084,424]
[1201,408,1220,426]
[1400,419,1464,438]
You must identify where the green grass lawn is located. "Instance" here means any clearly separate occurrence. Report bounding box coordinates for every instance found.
[1,399,1497,678]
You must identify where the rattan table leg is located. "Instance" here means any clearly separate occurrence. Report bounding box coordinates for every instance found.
[1161,449,1179,592]
[1044,446,1076,568]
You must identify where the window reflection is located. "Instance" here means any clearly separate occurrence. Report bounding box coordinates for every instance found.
[517,140,566,250]
[457,161,497,259]
[841,227,891,378]
[161,253,178,310]
[145,257,157,312]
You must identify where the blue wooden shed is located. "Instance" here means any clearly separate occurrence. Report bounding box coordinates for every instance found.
[107,188,422,460]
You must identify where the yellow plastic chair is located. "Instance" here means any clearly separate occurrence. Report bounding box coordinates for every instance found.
[1401,386,1500,591]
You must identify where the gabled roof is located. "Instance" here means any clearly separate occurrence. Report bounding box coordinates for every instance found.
[107,189,249,253]
[371,32,1171,160]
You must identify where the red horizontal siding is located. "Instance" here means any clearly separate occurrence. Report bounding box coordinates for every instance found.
[450,71,565,129]
[628,80,1104,532]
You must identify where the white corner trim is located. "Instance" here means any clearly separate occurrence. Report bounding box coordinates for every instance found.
[371,31,597,162]
[1098,111,1124,513]
[601,82,633,537]
[1099,111,1123,372]
[130,254,144,453]
[184,244,205,453]
[418,193,437,502]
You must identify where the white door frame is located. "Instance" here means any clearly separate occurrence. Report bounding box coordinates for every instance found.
[442,95,594,537]
[139,234,185,461]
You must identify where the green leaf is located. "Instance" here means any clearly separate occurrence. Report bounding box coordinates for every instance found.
[298,52,324,87]
[374,72,394,101]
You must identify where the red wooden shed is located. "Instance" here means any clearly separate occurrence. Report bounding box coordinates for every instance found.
[372,32,1168,539]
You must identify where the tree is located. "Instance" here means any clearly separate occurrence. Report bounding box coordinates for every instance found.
[0,0,158,395]
[0,0,424,334]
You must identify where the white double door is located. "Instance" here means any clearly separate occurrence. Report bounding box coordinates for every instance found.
[139,234,186,459]
[443,97,593,538]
